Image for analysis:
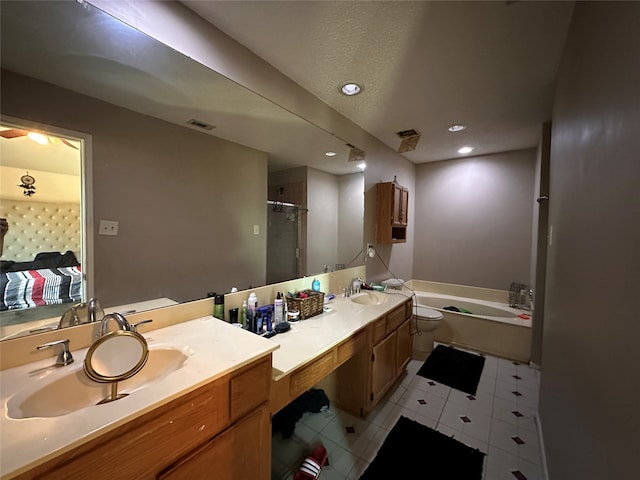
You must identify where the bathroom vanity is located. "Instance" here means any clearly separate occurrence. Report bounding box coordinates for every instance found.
[270,291,413,417]
[1,283,413,479]
[0,318,277,480]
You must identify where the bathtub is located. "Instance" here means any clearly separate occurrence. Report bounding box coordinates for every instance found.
[413,291,532,362]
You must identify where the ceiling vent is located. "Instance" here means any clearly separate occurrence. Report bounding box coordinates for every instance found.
[346,143,365,162]
[396,129,421,153]
[187,119,215,131]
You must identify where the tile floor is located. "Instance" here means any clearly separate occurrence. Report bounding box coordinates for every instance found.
[271,344,544,480]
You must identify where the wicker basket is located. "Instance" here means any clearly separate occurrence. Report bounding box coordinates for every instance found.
[286,290,325,320]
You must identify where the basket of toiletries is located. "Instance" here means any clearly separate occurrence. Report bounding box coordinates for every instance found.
[286,290,325,320]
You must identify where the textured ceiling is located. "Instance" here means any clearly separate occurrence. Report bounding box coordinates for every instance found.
[183,0,575,163]
[1,1,575,175]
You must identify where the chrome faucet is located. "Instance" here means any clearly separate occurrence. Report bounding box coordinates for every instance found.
[99,312,132,337]
[87,297,102,323]
[37,339,74,366]
[58,297,103,329]
[130,319,153,333]
[351,277,364,295]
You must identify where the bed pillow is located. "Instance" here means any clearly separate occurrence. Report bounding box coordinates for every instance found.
[0,251,80,273]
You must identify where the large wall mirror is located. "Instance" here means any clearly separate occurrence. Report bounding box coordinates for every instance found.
[0,1,364,339]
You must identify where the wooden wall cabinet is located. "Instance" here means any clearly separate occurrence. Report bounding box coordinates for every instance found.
[16,356,272,480]
[376,181,409,243]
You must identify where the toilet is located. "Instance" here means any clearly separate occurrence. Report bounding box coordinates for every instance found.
[412,306,444,361]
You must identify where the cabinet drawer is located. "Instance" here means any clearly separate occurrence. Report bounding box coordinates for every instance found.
[386,304,406,333]
[289,351,335,398]
[230,356,272,421]
[372,317,386,344]
[337,329,367,365]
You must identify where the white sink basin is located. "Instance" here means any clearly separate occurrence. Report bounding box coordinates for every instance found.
[7,346,190,419]
[350,291,391,306]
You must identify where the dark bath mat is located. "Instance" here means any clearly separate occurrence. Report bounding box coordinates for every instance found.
[416,344,485,395]
[360,416,485,479]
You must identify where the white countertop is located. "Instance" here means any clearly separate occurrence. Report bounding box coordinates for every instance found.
[269,290,413,380]
[0,316,278,479]
[0,290,413,478]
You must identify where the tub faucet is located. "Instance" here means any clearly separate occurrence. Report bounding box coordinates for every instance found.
[99,312,132,337]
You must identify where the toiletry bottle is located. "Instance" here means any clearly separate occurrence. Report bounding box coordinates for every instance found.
[240,300,248,329]
[255,312,263,334]
[274,292,283,325]
[312,278,320,292]
[213,294,225,321]
[247,306,255,332]
[248,292,258,314]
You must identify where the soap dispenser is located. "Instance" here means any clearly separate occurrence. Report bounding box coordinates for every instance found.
[312,278,321,292]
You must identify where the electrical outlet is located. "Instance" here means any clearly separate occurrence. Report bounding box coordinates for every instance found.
[99,220,119,236]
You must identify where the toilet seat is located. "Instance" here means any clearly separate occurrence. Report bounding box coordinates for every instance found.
[415,306,444,320]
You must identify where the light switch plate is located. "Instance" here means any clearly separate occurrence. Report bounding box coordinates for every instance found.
[99,220,119,236]
[253,224,260,235]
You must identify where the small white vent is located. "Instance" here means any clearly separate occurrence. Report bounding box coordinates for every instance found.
[187,119,215,130]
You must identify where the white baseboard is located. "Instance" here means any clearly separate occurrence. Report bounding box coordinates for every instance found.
[535,412,550,480]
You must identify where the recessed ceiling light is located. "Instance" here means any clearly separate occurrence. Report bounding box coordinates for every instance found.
[358,162,366,171]
[458,146,474,154]
[325,151,337,157]
[341,83,362,96]
[448,124,466,132]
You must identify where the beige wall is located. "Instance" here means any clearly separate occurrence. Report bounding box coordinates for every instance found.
[306,168,339,275]
[1,70,268,307]
[540,2,640,479]
[337,173,364,267]
[91,0,417,289]
[412,150,536,290]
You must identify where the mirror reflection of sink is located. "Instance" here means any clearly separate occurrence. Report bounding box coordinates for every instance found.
[350,291,391,306]
[7,346,190,419]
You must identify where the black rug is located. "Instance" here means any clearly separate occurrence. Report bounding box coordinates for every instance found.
[416,344,485,395]
[360,416,485,479]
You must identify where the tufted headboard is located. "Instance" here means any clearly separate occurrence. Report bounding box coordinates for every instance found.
[0,199,81,262]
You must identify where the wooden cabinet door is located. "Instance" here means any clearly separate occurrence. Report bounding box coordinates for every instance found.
[391,185,409,226]
[371,331,397,404]
[399,188,409,226]
[158,404,270,480]
[396,318,412,372]
[392,184,402,225]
